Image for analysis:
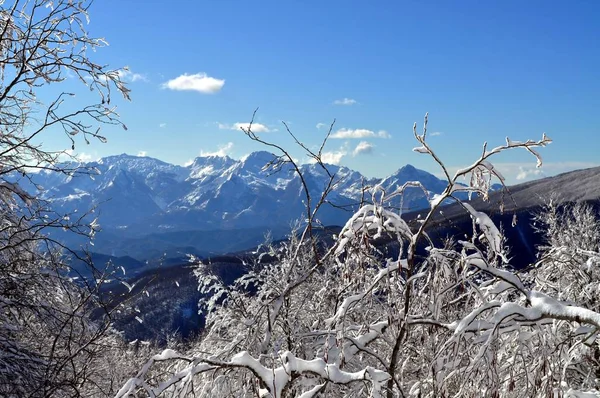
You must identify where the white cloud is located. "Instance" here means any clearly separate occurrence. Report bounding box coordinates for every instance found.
[316,122,327,129]
[137,151,147,157]
[159,123,167,128]
[201,142,234,157]
[78,152,94,162]
[333,98,357,106]
[233,122,270,133]
[162,73,225,94]
[353,141,374,156]
[332,128,374,139]
[218,122,271,133]
[320,151,346,165]
[331,128,391,139]
[307,145,348,165]
[60,150,95,163]
[118,68,147,83]
[84,68,147,84]
[430,131,443,136]
[516,167,543,181]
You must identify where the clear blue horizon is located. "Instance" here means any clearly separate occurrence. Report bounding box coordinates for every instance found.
[50,0,600,185]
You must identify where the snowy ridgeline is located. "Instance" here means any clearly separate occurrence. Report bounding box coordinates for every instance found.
[17,151,454,235]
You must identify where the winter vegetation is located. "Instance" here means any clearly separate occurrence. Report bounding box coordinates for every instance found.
[0,1,147,396]
[2,2,600,398]
[116,116,600,397]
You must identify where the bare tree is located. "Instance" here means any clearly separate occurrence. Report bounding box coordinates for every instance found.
[0,1,137,396]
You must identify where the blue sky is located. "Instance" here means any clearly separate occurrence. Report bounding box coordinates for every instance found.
[53,0,600,184]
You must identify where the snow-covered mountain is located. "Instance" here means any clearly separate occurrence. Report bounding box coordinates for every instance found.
[16,152,454,259]
[25,152,447,234]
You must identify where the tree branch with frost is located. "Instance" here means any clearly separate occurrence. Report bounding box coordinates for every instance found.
[452,134,552,181]
[118,349,391,398]
[125,113,578,397]
[241,109,338,258]
[411,112,452,184]
[413,116,551,220]
[229,110,374,363]
[0,2,136,395]
[379,115,550,397]
[325,259,406,327]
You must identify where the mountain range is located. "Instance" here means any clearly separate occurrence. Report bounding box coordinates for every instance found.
[17,152,455,260]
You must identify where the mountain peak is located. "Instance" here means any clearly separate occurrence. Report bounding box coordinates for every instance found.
[188,155,236,179]
[189,154,234,166]
[377,164,446,193]
[97,153,134,163]
[97,153,168,166]
[197,153,233,160]
[388,164,439,181]
[241,151,276,163]
[238,151,277,173]
[392,164,422,176]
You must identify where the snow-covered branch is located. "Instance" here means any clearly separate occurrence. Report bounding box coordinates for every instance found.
[121,114,600,397]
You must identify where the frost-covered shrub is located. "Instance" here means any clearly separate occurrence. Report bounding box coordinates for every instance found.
[0,1,137,396]
[120,115,600,397]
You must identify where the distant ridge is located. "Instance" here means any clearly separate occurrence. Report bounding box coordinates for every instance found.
[434,165,600,220]
[20,152,453,235]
